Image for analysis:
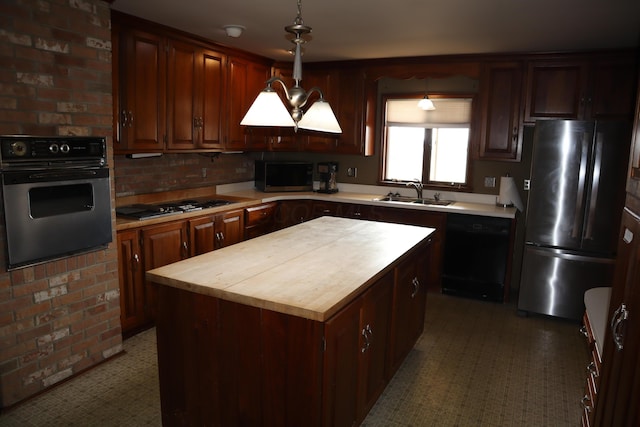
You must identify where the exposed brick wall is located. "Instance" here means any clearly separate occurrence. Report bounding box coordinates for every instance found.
[0,0,121,409]
[114,152,254,197]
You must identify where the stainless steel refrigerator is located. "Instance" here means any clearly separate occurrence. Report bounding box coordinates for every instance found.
[517,120,631,320]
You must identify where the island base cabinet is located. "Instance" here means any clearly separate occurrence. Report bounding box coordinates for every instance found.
[153,240,431,426]
[155,284,324,427]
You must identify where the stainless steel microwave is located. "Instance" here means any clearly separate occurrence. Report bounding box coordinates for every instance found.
[255,161,313,192]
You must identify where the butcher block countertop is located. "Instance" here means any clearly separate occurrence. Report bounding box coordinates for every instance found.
[147,216,435,322]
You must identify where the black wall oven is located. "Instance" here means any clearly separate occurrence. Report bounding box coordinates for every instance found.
[0,136,112,269]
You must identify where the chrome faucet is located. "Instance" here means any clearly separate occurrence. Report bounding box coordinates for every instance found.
[434,192,441,202]
[406,179,423,199]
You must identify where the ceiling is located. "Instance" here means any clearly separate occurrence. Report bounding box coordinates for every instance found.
[111,0,640,63]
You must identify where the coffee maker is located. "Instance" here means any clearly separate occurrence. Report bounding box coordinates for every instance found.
[317,162,338,193]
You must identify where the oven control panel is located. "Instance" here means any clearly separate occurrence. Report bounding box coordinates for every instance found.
[0,136,107,165]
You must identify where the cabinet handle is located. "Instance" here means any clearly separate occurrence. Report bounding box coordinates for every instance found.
[182,241,188,257]
[361,324,373,353]
[610,303,629,351]
[581,395,592,412]
[586,361,597,377]
[579,325,588,338]
[128,111,133,126]
[121,110,128,127]
[411,277,420,298]
[132,253,140,270]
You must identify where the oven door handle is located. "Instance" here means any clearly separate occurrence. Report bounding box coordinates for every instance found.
[28,169,99,180]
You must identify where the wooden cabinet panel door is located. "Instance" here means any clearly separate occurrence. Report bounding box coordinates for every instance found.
[117,229,146,335]
[357,271,393,421]
[630,73,640,187]
[216,208,244,249]
[227,57,270,151]
[189,215,216,256]
[142,221,188,319]
[116,28,166,152]
[479,62,524,161]
[525,61,587,121]
[588,59,637,121]
[323,296,362,427]
[167,41,225,150]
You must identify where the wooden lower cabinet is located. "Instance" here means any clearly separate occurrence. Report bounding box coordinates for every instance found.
[117,229,146,336]
[244,202,277,239]
[154,241,431,426]
[118,209,244,336]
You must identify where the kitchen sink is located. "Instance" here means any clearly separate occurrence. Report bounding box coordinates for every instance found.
[373,195,452,206]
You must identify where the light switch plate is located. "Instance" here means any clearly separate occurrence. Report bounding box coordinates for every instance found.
[484,176,496,187]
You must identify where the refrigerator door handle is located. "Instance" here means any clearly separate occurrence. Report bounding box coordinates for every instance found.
[572,132,590,239]
[584,132,604,240]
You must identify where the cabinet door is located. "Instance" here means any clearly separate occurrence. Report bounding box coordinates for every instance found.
[323,295,362,427]
[525,60,587,121]
[227,56,271,151]
[117,229,147,335]
[479,62,524,161]
[142,221,189,319]
[216,208,244,249]
[301,69,338,152]
[594,209,640,426]
[115,28,166,152]
[588,58,637,121]
[389,245,429,375]
[275,200,313,229]
[357,271,393,421]
[189,215,216,256]
[167,40,225,150]
[335,69,366,155]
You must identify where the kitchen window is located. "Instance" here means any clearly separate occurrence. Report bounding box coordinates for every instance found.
[380,94,473,188]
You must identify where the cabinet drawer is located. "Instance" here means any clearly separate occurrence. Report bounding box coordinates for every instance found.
[245,202,278,226]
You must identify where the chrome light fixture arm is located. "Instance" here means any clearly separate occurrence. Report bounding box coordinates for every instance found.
[267,77,327,124]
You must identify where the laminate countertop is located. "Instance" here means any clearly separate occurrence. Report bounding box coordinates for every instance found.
[146,216,435,321]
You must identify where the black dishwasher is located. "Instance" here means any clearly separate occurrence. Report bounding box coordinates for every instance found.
[442,213,511,302]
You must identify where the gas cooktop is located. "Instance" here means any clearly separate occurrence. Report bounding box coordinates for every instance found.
[116,199,234,220]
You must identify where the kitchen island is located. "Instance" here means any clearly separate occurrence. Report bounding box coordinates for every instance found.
[147,216,435,426]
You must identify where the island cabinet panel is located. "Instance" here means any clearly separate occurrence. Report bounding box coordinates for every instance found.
[155,286,325,427]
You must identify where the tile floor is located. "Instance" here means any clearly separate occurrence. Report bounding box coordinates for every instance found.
[0,293,588,426]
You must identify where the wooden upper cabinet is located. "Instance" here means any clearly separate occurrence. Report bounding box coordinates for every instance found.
[166,39,225,151]
[478,61,525,161]
[115,27,166,152]
[525,56,637,122]
[226,56,271,151]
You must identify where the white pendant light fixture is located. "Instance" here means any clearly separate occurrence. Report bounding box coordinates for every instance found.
[418,95,436,111]
[240,0,342,134]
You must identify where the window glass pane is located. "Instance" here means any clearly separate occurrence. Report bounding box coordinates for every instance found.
[383,96,472,186]
[384,127,424,181]
[429,128,469,183]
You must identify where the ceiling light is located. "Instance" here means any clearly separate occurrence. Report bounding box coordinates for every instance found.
[223,25,245,38]
[240,0,341,134]
[418,95,436,111]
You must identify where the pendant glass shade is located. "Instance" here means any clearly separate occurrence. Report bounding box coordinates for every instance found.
[297,99,342,133]
[240,90,296,127]
[418,95,436,111]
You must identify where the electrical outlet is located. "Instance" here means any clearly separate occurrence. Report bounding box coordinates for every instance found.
[347,167,357,177]
[524,179,530,190]
[484,176,496,188]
